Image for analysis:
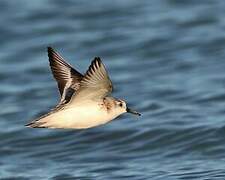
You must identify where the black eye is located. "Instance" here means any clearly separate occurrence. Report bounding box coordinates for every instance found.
[119,103,123,107]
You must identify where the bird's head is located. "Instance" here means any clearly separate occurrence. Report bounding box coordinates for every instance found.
[114,99,141,117]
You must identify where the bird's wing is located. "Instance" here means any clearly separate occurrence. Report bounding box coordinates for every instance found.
[70,57,113,102]
[47,47,83,97]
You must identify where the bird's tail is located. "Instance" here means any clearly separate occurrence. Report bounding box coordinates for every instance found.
[25,120,47,128]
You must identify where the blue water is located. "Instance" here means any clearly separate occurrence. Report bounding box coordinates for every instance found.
[1,0,225,179]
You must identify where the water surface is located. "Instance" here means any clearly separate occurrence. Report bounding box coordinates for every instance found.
[1,0,225,179]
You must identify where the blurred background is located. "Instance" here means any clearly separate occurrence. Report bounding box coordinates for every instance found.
[1,0,225,179]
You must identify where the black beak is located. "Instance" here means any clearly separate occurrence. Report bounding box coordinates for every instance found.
[126,107,141,116]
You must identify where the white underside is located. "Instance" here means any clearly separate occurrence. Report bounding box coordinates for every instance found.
[37,101,117,129]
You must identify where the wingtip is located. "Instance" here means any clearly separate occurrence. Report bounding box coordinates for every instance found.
[94,57,101,61]
[47,46,53,51]
[47,47,59,62]
[93,57,102,66]
[47,47,55,55]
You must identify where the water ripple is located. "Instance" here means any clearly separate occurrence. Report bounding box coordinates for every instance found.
[1,0,225,179]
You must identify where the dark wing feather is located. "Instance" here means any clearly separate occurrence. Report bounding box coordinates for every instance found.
[47,47,83,96]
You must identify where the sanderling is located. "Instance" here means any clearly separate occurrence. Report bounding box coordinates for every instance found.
[26,47,140,129]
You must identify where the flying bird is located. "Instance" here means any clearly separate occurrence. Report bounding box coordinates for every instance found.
[26,47,140,129]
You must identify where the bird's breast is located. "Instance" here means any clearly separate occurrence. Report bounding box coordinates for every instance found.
[43,102,115,129]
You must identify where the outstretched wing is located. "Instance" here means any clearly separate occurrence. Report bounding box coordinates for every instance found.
[71,57,113,102]
[48,47,83,103]
[26,57,113,128]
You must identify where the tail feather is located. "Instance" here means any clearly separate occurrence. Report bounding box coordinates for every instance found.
[25,120,47,128]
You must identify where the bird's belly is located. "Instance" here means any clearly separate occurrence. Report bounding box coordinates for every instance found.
[43,106,111,129]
